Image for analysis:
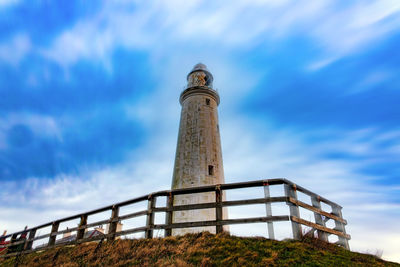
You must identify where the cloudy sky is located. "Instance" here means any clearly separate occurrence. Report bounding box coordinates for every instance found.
[1,0,400,262]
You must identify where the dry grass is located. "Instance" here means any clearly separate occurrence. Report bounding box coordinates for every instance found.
[0,232,398,267]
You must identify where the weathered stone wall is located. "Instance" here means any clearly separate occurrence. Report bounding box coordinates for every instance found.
[172,89,225,235]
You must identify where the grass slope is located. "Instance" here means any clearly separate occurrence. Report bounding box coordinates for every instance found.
[0,232,398,266]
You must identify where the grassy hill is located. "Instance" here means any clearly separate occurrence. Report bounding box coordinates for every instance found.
[0,232,398,266]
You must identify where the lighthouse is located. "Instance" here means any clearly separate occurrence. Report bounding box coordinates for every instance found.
[171,63,226,235]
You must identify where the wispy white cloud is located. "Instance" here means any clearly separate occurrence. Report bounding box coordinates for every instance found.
[36,0,400,70]
[308,0,400,70]
[0,33,31,66]
[0,136,174,230]
[347,70,393,94]
[0,0,18,8]
[2,1,399,71]
[0,113,62,144]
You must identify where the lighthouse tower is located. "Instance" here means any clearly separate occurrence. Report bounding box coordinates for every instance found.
[171,63,225,235]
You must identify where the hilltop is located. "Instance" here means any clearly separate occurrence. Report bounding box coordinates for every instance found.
[0,232,398,266]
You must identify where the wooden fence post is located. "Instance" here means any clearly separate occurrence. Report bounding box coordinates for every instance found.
[215,185,223,234]
[77,214,88,241]
[48,221,60,246]
[165,193,174,237]
[145,195,156,239]
[108,205,120,241]
[24,228,36,251]
[331,205,350,249]
[285,183,302,240]
[263,182,275,240]
[9,233,18,253]
[311,196,328,242]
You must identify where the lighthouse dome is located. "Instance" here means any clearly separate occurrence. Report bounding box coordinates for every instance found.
[192,63,208,71]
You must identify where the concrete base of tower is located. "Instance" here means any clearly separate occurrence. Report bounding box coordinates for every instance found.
[171,192,229,236]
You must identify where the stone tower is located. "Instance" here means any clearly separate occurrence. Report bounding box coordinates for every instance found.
[171,63,225,235]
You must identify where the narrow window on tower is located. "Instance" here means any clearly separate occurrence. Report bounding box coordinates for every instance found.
[206,98,210,105]
[208,165,214,176]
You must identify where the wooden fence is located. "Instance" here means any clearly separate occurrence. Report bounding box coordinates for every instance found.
[0,178,350,258]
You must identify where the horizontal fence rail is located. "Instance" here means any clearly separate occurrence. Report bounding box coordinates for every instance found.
[0,178,350,258]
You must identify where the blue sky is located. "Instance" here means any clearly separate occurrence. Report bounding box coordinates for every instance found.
[1,0,400,262]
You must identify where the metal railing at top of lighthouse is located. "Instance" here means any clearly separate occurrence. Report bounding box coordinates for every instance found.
[0,178,350,258]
